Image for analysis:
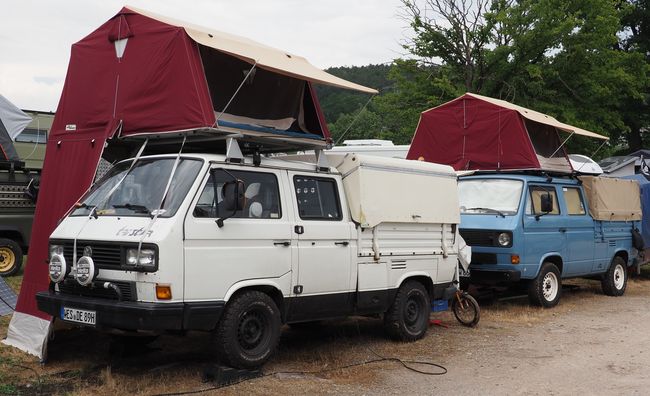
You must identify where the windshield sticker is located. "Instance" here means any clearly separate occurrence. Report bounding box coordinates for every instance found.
[151,209,167,216]
[116,226,153,237]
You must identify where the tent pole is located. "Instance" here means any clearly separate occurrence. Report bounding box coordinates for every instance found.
[550,131,575,158]
[334,94,376,145]
[215,60,259,123]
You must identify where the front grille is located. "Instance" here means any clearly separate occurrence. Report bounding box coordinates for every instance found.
[471,252,498,264]
[460,229,496,247]
[60,240,122,269]
[58,279,137,301]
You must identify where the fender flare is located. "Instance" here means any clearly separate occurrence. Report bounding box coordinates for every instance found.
[223,278,287,303]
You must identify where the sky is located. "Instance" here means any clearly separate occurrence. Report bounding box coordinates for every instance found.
[0,0,410,112]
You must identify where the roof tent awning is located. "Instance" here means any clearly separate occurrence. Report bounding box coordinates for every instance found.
[126,6,378,95]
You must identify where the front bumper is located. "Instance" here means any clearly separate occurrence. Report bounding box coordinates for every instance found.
[36,291,224,331]
[470,269,521,285]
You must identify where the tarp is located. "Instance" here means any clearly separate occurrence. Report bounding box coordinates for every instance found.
[579,176,642,221]
[5,6,377,359]
[623,174,650,245]
[407,93,607,172]
[0,95,31,161]
[333,154,459,227]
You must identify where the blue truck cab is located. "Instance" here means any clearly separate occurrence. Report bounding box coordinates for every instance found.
[458,173,639,307]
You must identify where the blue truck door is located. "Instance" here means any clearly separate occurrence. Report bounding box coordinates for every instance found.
[560,186,595,275]
[523,184,566,276]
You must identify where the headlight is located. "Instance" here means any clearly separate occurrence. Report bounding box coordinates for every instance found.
[75,256,96,286]
[48,254,67,283]
[497,232,512,247]
[49,244,64,259]
[125,248,156,269]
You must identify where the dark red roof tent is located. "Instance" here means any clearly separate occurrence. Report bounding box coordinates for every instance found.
[407,93,608,173]
[6,6,376,358]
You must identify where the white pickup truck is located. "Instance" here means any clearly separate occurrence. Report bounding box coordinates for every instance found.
[36,148,461,368]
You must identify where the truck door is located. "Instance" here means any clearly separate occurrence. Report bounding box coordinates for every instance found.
[560,186,595,275]
[523,184,567,276]
[183,167,293,302]
[287,172,354,321]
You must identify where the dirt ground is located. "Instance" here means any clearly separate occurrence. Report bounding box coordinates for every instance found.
[2,276,650,395]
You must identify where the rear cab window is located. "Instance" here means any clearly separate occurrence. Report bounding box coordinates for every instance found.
[293,175,342,221]
[562,187,586,215]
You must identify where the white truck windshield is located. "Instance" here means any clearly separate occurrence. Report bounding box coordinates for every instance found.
[458,179,523,216]
[72,158,203,218]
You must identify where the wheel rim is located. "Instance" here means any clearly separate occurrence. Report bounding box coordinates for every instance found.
[455,297,476,324]
[614,264,625,290]
[237,307,270,354]
[542,272,558,302]
[0,247,16,273]
[404,295,424,330]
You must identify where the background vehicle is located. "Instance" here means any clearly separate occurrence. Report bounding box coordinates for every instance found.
[458,173,640,307]
[36,151,462,368]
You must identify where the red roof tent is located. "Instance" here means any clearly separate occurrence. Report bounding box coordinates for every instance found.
[6,6,376,358]
[407,93,608,173]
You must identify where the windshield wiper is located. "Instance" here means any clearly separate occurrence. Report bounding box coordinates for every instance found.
[112,203,151,216]
[465,207,506,218]
[76,202,98,219]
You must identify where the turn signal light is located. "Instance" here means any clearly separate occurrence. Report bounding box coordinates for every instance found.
[511,255,520,265]
[156,284,172,300]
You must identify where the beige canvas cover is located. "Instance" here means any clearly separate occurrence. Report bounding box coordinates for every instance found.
[579,176,641,221]
[126,6,378,94]
[465,93,608,140]
[333,154,460,227]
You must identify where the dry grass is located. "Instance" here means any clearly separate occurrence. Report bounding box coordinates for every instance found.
[3,265,650,395]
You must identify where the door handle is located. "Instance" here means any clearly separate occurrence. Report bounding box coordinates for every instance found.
[559,228,567,233]
[274,241,291,247]
[335,241,349,246]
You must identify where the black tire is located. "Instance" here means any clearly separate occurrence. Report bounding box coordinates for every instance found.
[528,262,562,308]
[601,256,627,296]
[452,292,480,327]
[383,280,429,341]
[0,238,23,277]
[215,291,281,369]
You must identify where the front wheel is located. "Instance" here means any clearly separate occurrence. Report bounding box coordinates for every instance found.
[528,262,562,308]
[452,292,480,327]
[0,239,23,277]
[215,291,281,369]
[383,280,429,341]
[601,256,627,296]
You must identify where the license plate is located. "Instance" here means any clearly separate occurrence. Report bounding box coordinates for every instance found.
[459,266,471,278]
[61,307,96,326]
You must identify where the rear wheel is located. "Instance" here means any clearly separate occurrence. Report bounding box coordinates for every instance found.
[601,256,627,296]
[383,280,429,341]
[0,239,22,277]
[215,291,281,369]
[528,262,561,308]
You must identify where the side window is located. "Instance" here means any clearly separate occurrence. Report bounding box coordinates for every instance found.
[528,186,560,215]
[293,176,342,220]
[563,187,586,215]
[193,170,281,219]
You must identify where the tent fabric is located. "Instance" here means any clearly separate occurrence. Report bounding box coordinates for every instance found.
[4,130,106,358]
[0,95,32,140]
[407,93,602,172]
[126,6,378,95]
[623,174,650,245]
[0,95,32,162]
[579,176,642,221]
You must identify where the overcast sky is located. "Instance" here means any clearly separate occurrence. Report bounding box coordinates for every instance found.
[0,0,410,112]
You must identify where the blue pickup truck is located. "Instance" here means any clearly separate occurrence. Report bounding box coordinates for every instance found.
[458,173,641,307]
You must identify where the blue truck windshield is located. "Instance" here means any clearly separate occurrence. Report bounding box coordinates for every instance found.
[72,158,203,218]
[459,179,523,215]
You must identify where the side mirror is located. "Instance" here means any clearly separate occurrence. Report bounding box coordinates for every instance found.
[217,179,245,227]
[540,192,553,213]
